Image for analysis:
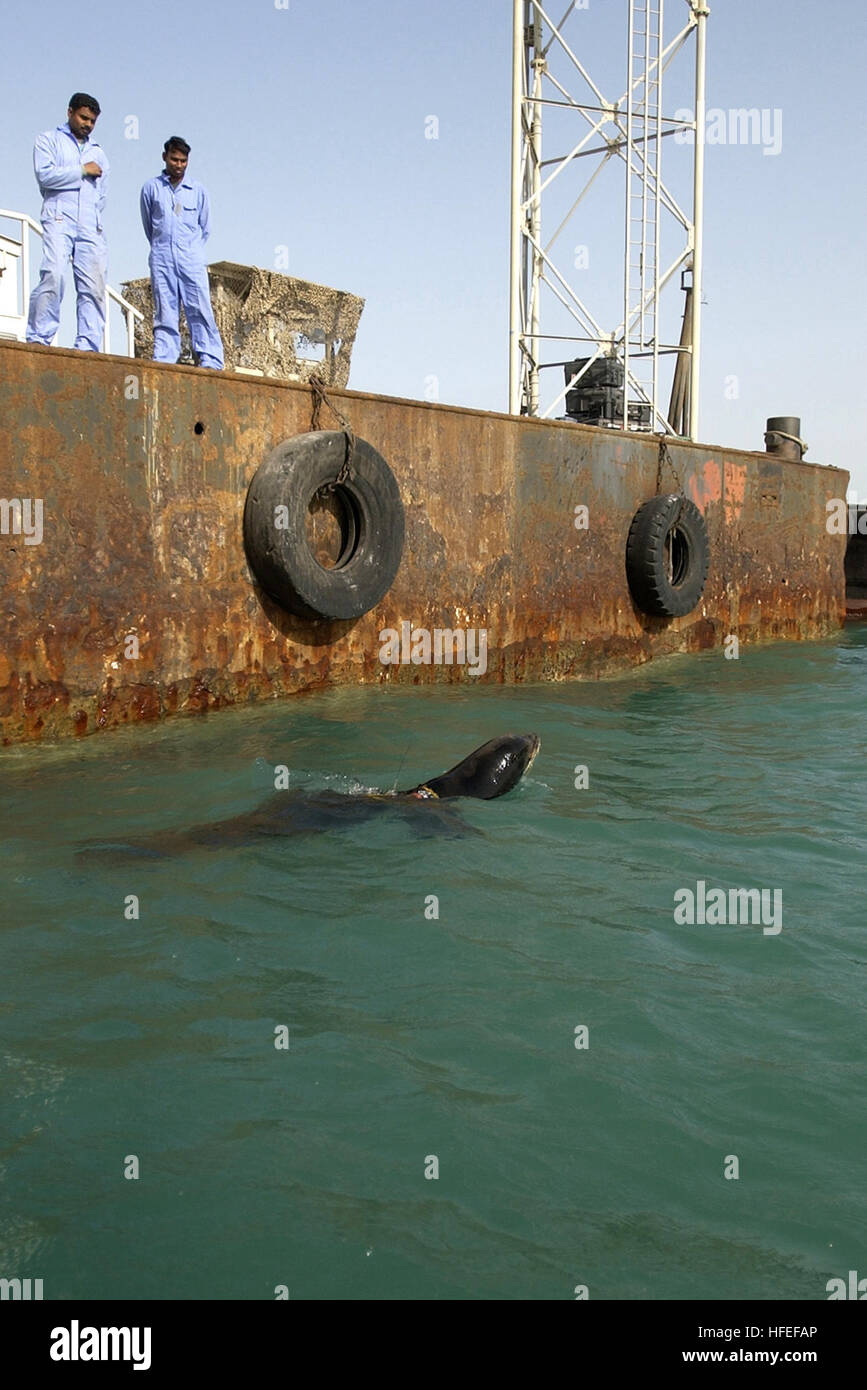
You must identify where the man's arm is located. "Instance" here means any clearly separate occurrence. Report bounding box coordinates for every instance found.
[139,182,154,243]
[198,186,211,244]
[33,131,83,193]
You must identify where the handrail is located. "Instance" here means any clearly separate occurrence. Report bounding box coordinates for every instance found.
[106,284,144,356]
[0,208,42,234]
[0,208,143,356]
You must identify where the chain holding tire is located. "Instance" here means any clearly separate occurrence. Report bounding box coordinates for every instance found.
[655,440,687,583]
[656,437,684,498]
[309,373,356,491]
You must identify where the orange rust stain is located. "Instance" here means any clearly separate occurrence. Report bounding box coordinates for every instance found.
[688,459,723,510]
[724,462,748,526]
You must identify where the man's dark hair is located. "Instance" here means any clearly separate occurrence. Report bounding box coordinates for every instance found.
[68,92,100,115]
[163,136,191,157]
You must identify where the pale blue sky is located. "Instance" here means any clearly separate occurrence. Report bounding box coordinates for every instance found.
[2,0,864,494]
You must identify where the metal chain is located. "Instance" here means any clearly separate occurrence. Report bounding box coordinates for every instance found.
[656,437,684,498]
[656,439,687,586]
[309,373,356,490]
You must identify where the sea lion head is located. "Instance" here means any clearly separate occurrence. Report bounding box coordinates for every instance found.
[403,733,540,801]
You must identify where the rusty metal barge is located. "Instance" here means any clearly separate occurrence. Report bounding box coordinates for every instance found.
[0,334,848,747]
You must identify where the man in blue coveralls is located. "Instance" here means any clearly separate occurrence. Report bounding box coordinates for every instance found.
[139,137,223,369]
[26,93,109,352]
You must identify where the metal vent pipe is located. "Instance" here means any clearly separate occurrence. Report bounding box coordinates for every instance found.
[764,416,806,461]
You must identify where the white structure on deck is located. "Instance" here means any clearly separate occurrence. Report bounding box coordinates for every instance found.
[0,231,23,340]
[509,0,709,438]
[0,210,142,354]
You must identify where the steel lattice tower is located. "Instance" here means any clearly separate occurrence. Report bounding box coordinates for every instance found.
[509,0,709,438]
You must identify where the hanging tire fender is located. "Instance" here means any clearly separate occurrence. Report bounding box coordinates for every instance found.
[625,492,710,618]
[243,430,405,621]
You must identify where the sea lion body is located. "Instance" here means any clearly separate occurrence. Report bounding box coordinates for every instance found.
[79,734,540,861]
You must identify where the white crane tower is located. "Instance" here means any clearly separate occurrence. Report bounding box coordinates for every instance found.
[509,0,709,438]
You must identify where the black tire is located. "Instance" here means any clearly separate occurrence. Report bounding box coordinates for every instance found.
[625,493,709,618]
[243,431,404,620]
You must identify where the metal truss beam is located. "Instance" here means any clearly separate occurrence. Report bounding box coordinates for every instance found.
[509,0,709,439]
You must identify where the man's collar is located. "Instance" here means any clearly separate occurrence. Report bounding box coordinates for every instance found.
[60,121,95,141]
[159,170,193,189]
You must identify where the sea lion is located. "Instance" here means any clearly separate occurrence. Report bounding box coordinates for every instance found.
[401,733,540,800]
[79,733,541,861]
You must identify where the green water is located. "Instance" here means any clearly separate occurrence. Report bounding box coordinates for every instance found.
[2,633,866,1301]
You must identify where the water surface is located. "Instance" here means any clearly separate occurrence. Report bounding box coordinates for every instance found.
[1,632,865,1299]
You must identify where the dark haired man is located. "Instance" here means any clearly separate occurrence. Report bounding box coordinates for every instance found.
[26,92,109,352]
[139,137,223,369]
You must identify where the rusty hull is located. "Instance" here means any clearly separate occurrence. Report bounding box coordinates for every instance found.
[0,339,848,745]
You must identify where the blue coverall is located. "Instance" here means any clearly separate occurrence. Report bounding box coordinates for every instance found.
[26,122,109,352]
[139,172,223,369]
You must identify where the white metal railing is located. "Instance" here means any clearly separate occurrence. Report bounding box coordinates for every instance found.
[0,208,143,356]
